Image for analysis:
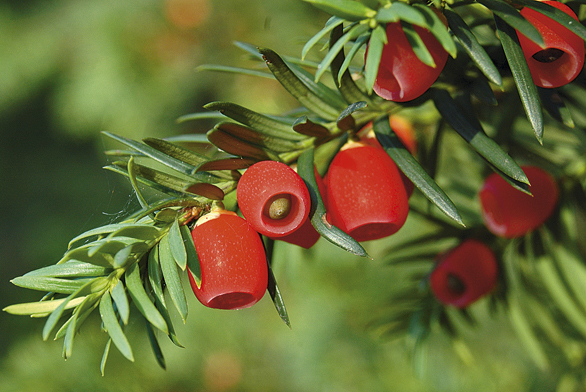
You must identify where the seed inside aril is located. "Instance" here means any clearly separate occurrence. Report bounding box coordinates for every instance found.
[447,273,466,295]
[265,194,292,220]
[532,48,565,63]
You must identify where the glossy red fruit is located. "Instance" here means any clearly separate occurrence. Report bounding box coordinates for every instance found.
[237,161,311,238]
[479,166,559,238]
[517,1,585,88]
[325,141,409,242]
[188,209,268,310]
[430,240,499,308]
[369,16,449,102]
[273,168,325,249]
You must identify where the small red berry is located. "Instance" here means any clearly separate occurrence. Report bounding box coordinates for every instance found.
[273,168,326,249]
[237,161,311,238]
[517,1,585,88]
[430,240,499,308]
[479,166,559,238]
[325,141,409,242]
[368,15,449,102]
[188,209,268,310]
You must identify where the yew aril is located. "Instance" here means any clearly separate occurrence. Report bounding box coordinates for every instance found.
[479,166,559,238]
[430,240,499,308]
[237,161,311,237]
[517,1,585,88]
[188,210,268,310]
[369,17,449,102]
[325,141,409,242]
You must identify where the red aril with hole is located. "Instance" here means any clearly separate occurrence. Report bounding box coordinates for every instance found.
[430,240,499,308]
[237,161,311,238]
[516,1,585,88]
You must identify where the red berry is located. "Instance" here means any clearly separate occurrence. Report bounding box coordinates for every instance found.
[188,210,268,310]
[517,1,585,88]
[237,161,311,237]
[430,240,499,308]
[272,168,326,248]
[479,166,559,238]
[325,141,409,242]
[368,16,449,102]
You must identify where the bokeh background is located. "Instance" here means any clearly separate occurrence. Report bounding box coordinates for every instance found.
[0,0,563,391]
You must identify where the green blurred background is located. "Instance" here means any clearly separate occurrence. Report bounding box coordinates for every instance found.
[0,0,562,390]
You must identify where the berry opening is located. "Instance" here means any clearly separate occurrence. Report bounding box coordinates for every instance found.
[447,274,466,296]
[208,292,257,310]
[532,48,565,63]
[264,194,292,220]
